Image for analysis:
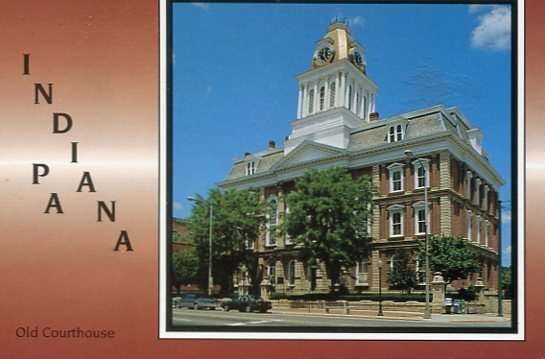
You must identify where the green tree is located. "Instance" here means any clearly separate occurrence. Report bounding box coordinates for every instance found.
[420,236,482,284]
[501,266,512,299]
[188,188,266,294]
[387,250,418,294]
[171,248,199,293]
[284,167,375,292]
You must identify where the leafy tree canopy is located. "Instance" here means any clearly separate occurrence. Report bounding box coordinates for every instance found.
[387,250,418,294]
[420,236,482,284]
[188,188,266,293]
[171,248,199,292]
[284,167,375,290]
[501,265,513,299]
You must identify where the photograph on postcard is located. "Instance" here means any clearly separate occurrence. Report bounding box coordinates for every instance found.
[164,2,520,339]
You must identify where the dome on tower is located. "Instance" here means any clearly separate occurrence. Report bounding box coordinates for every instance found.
[311,18,367,74]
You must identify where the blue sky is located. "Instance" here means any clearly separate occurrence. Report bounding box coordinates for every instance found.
[171,3,514,265]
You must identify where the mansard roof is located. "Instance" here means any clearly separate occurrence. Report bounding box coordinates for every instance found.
[221,105,502,189]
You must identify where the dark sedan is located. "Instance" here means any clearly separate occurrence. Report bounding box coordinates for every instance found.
[220,295,272,313]
[175,294,219,310]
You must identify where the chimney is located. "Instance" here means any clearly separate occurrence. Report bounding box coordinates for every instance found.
[244,152,251,156]
[369,112,379,121]
[268,140,276,149]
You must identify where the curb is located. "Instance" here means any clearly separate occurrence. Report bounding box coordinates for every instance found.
[271,310,424,321]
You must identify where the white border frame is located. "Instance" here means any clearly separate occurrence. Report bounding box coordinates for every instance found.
[159,0,525,340]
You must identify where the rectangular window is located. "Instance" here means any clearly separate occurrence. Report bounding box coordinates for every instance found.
[356,260,369,285]
[467,212,473,241]
[476,218,481,245]
[266,264,276,285]
[245,161,256,176]
[392,212,402,236]
[485,221,490,247]
[417,209,426,234]
[393,171,402,191]
[246,239,254,250]
[387,163,405,193]
[417,166,426,188]
[266,199,278,246]
[287,261,296,286]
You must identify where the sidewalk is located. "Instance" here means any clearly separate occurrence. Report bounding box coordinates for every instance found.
[271,307,510,323]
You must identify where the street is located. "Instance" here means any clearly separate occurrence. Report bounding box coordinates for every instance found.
[171,308,512,329]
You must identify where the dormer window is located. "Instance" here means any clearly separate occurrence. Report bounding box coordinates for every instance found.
[389,124,404,143]
[245,161,256,176]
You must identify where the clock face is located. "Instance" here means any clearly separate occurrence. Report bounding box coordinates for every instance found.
[353,51,363,68]
[317,47,332,62]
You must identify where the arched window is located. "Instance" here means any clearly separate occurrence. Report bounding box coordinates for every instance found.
[319,86,325,111]
[347,85,353,110]
[329,82,336,107]
[355,91,360,115]
[363,95,368,120]
[389,125,404,143]
[307,89,315,114]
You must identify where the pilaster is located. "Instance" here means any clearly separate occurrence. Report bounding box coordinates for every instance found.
[440,196,452,236]
[439,151,451,190]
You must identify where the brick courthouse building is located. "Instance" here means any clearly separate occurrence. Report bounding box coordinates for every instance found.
[218,21,503,295]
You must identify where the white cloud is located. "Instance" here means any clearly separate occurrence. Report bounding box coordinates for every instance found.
[468,4,490,14]
[191,3,209,11]
[206,85,214,94]
[330,15,365,28]
[350,16,365,27]
[471,6,511,51]
[173,201,183,211]
[501,209,511,223]
[503,245,511,255]
[402,64,481,108]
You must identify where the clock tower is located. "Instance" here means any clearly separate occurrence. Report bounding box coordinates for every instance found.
[285,20,379,154]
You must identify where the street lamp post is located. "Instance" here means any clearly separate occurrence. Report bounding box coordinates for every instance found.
[404,149,431,319]
[187,196,213,296]
[377,259,384,316]
[498,199,503,317]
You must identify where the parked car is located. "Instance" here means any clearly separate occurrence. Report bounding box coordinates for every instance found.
[175,294,219,310]
[172,296,182,308]
[220,295,272,313]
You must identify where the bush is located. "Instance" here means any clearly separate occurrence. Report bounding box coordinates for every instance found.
[456,285,476,301]
[268,292,429,302]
